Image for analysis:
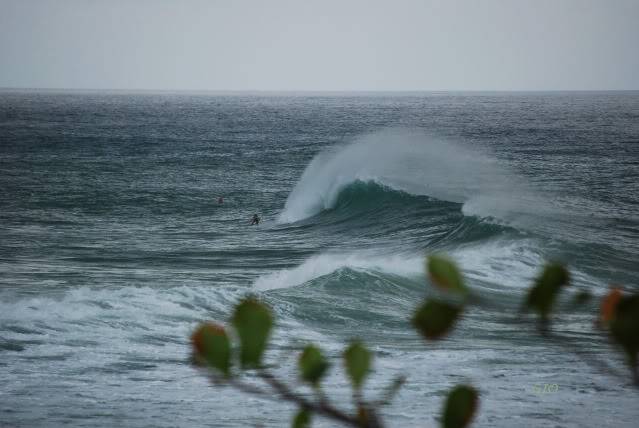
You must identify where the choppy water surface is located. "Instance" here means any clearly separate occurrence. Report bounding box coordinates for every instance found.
[1,91,638,427]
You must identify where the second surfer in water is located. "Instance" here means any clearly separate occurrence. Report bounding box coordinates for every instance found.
[250,214,260,225]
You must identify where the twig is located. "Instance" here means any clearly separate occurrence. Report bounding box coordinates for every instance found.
[258,369,363,427]
[540,328,638,389]
[372,375,407,407]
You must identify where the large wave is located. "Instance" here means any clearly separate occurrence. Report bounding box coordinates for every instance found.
[278,129,528,224]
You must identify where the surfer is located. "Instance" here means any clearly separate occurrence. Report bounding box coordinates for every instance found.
[250,214,260,225]
[217,197,224,204]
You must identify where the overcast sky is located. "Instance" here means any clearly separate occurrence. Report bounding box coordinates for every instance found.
[1,0,638,91]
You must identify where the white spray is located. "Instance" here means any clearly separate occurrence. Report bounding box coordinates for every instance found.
[278,128,534,223]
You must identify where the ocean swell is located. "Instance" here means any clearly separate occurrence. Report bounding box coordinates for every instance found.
[278,129,520,223]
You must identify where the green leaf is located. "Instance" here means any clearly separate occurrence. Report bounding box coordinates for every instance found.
[427,255,467,295]
[442,385,479,428]
[231,297,273,369]
[412,299,462,340]
[524,263,570,319]
[299,344,329,386]
[292,408,311,428]
[610,294,639,367]
[343,341,371,389]
[191,322,231,376]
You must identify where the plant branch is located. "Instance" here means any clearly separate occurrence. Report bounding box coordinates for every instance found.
[372,375,407,407]
[257,369,364,427]
[537,327,639,389]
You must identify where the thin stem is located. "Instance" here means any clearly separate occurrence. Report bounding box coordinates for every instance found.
[226,377,272,397]
[258,369,362,427]
[314,384,330,406]
[541,329,638,389]
[372,375,406,407]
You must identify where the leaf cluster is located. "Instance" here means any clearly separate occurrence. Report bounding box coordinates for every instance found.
[190,255,638,427]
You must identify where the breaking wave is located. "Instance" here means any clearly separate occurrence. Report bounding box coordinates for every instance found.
[278,129,533,224]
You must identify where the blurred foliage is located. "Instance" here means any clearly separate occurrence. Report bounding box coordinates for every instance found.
[293,408,311,428]
[299,345,329,386]
[343,341,372,390]
[414,256,465,342]
[191,322,231,377]
[573,289,592,306]
[600,287,623,326]
[190,254,638,427]
[231,297,273,368]
[427,254,468,296]
[442,385,478,428]
[609,295,639,372]
[524,263,570,325]
[412,300,461,340]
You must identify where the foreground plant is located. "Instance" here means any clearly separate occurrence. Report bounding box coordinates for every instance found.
[520,263,639,384]
[190,256,476,428]
[190,256,638,427]
[595,288,639,383]
[191,304,400,426]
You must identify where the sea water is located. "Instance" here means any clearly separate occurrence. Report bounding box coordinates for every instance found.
[1,90,638,427]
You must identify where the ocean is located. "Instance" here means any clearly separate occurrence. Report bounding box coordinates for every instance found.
[1,90,638,427]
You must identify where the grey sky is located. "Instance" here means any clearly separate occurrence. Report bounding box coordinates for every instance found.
[1,0,638,91]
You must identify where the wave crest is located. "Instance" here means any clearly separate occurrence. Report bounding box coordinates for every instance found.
[278,129,516,223]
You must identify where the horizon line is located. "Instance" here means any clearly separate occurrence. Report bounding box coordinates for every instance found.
[2,87,639,95]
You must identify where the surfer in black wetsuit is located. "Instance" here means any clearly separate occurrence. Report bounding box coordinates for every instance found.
[250,214,260,225]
